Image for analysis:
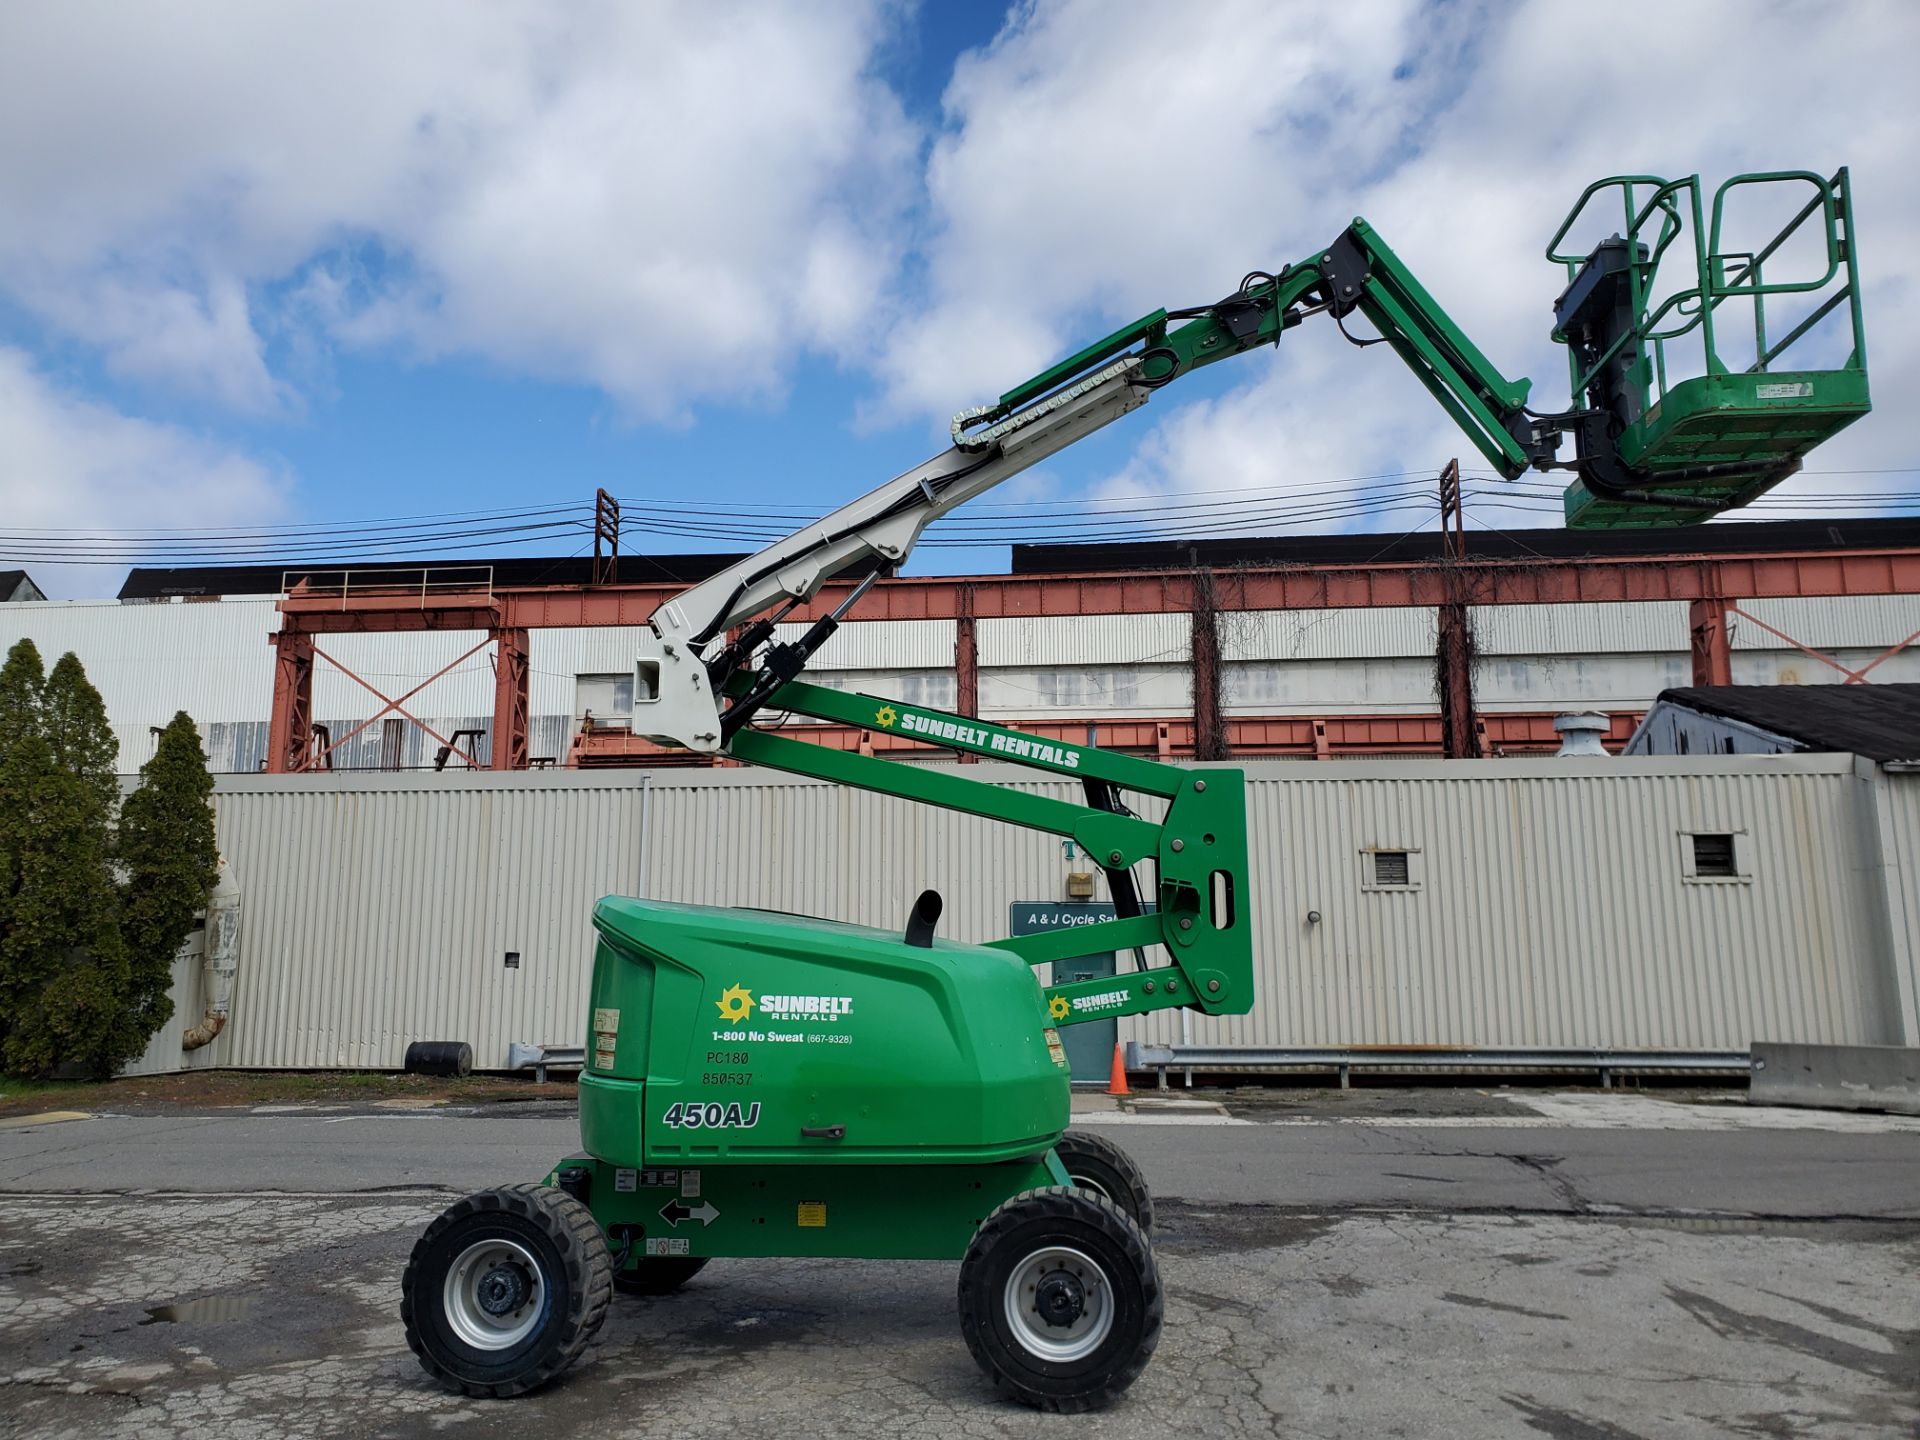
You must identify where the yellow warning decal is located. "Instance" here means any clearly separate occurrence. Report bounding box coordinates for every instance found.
[796,1201,827,1228]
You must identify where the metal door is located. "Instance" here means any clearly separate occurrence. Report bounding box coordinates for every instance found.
[1051,951,1118,1083]
[1009,902,1123,1085]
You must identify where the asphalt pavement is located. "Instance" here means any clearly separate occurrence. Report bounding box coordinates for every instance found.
[4,1088,1915,1218]
[2,1087,1916,1438]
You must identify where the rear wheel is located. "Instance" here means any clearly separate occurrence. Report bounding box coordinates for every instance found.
[401,1184,613,1398]
[958,1186,1162,1412]
[1055,1129,1153,1233]
[612,1255,710,1296]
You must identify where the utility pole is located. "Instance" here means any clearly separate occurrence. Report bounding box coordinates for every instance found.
[592,488,621,585]
[1190,559,1228,761]
[1435,459,1481,759]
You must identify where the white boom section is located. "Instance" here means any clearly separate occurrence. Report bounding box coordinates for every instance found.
[635,358,1148,750]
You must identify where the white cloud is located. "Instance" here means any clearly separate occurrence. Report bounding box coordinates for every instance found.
[0,2,916,420]
[2,0,1915,543]
[888,0,1920,523]
[0,348,288,597]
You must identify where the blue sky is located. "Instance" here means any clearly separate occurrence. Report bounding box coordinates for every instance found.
[2,1,1917,597]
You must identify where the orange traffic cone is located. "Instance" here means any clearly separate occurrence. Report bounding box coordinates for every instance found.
[1106,1042,1131,1097]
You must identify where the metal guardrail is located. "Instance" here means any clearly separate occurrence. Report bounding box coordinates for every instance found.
[1125,1042,1752,1089]
[506,1042,585,1084]
[280,565,496,606]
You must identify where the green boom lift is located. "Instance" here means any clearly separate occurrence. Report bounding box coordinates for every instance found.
[400,169,1871,1409]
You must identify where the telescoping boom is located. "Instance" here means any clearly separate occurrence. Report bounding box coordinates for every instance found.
[637,167,1869,755]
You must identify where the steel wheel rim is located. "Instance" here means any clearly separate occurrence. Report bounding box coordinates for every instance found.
[443,1237,547,1351]
[1002,1244,1113,1363]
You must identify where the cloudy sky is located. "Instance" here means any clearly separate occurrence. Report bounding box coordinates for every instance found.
[3,0,1916,596]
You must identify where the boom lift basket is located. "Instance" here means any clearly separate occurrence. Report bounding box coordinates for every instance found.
[1549,167,1869,528]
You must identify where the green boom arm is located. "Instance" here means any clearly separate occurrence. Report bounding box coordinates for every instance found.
[645,168,1871,1034]
[727,681,1254,1031]
[961,219,1540,479]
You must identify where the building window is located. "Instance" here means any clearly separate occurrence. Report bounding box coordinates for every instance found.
[1361,847,1421,891]
[576,673,635,723]
[379,716,405,771]
[1693,834,1736,876]
[1681,829,1749,884]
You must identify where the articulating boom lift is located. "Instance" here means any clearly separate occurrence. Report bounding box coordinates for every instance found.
[401,169,1872,1409]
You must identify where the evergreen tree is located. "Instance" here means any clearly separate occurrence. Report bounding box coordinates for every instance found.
[0,639,50,1059]
[117,712,219,1050]
[0,645,43,1059]
[0,637,45,757]
[0,651,219,1079]
[0,752,130,1077]
[44,652,120,827]
[1,652,128,1078]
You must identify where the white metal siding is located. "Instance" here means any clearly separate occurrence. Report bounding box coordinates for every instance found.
[1471,602,1688,656]
[980,614,1188,667]
[124,754,1909,1074]
[154,773,649,1071]
[771,619,954,670]
[10,595,1920,776]
[1224,657,1436,712]
[1872,771,1920,1046]
[980,666,1190,719]
[0,598,277,771]
[1731,595,1920,650]
[1134,756,1892,1054]
[0,599,664,771]
[1226,608,1435,661]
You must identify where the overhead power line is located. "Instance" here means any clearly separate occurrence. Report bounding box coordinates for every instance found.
[6,466,1919,567]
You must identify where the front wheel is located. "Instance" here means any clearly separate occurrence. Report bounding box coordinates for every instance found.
[1055,1129,1154,1233]
[401,1183,613,1398]
[957,1186,1162,1412]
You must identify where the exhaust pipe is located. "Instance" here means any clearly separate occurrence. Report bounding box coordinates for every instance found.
[183,859,241,1052]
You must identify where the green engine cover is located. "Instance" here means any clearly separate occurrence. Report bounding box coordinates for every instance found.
[579,897,1070,1169]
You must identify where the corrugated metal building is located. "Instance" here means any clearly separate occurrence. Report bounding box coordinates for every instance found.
[7,593,1920,773]
[127,753,1920,1076]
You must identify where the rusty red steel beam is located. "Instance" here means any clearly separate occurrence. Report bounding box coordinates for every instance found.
[276,547,1920,634]
[1847,625,1920,683]
[306,636,491,772]
[569,709,1643,766]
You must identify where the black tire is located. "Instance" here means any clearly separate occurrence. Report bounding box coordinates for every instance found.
[401,1183,613,1398]
[1055,1129,1154,1233]
[612,1255,710,1296]
[958,1186,1162,1412]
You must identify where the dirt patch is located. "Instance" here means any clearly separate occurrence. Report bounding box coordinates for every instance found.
[0,1069,576,1117]
[1201,1081,1747,1122]
[1152,1200,1341,1254]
